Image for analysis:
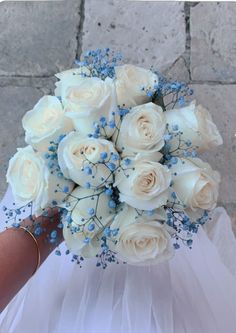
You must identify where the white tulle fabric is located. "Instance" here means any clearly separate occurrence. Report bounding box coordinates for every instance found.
[0,187,236,333]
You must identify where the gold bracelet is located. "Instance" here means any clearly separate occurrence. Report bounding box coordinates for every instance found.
[19,226,41,276]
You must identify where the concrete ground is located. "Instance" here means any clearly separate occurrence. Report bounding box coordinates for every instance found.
[0,1,235,230]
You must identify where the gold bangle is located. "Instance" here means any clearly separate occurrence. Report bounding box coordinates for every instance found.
[19,226,41,276]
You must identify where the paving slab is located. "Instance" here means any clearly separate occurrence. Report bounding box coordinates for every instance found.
[82,0,186,73]
[0,1,81,76]
[190,3,236,82]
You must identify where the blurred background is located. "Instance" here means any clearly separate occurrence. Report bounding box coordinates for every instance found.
[0,1,235,230]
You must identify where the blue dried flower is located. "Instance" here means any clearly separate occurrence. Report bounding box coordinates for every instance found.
[105,188,113,196]
[84,166,92,175]
[88,208,95,216]
[107,162,116,171]
[108,200,116,208]
[100,152,108,160]
[88,223,95,231]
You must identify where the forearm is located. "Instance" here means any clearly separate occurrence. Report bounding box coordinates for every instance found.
[0,208,63,311]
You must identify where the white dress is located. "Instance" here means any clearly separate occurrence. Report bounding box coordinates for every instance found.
[0,187,236,333]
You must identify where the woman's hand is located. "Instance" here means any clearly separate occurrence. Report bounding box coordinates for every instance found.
[0,207,63,312]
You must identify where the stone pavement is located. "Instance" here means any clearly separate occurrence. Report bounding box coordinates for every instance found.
[0,1,235,229]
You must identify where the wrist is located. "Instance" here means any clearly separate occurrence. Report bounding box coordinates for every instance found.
[20,207,64,264]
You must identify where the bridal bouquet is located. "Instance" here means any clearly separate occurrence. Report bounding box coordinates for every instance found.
[4,49,223,267]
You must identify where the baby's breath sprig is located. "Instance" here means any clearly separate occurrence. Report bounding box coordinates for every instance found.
[75,48,122,81]
[152,73,194,111]
[2,200,64,253]
[165,204,210,250]
[88,107,130,146]
[45,134,67,179]
[96,248,120,269]
[3,201,33,228]
[59,183,120,262]
[161,124,199,164]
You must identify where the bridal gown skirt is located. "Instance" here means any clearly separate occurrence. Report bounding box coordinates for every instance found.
[0,187,236,333]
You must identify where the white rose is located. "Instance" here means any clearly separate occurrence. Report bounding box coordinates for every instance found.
[22,96,73,152]
[62,187,115,257]
[55,74,118,138]
[115,64,158,107]
[6,146,74,216]
[165,100,223,153]
[170,157,220,211]
[113,102,166,156]
[115,156,171,210]
[110,205,174,265]
[58,132,119,188]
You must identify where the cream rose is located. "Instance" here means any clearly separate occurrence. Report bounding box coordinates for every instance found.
[115,64,158,107]
[115,155,171,210]
[22,96,73,152]
[55,74,118,138]
[165,100,223,153]
[110,205,174,265]
[62,187,115,258]
[6,146,74,216]
[58,132,119,188]
[170,157,220,211]
[113,102,166,156]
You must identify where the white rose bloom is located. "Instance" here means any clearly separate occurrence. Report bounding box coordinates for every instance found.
[113,102,166,156]
[6,146,74,216]
[55,74,118,138]
[115,156,171,210]
[170,157,220,211]
[62,187,115,258]
[110,205,174,265]
[58,132,119,188]
[165,100,223,153]
[115,64,158,107]
[22,96,73,152]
